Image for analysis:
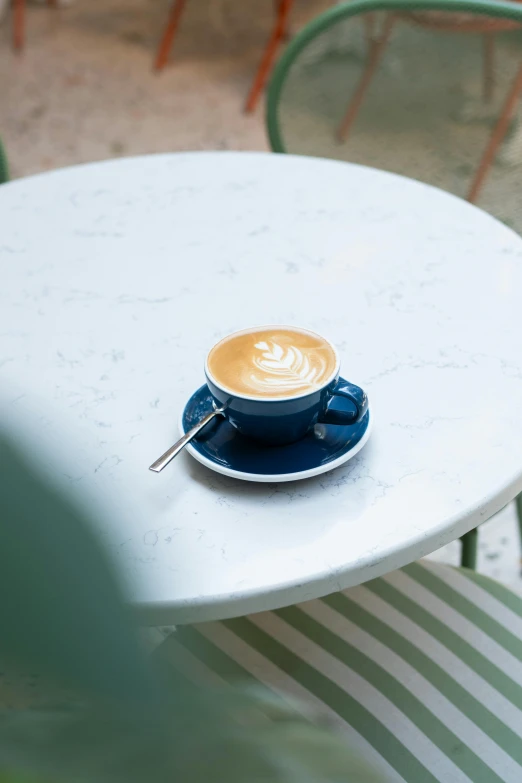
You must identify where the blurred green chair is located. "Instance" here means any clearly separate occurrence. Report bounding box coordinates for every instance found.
[265,0,522,568]
[157,559,522,783]
[0,137,8,184]
[266,0,522,216]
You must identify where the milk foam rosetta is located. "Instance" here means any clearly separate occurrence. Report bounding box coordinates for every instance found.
[207,327,337,399]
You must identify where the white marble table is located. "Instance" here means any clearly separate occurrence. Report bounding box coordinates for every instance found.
[1,152,522,625]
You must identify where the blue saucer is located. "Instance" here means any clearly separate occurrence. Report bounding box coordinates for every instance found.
[180,381,372,483]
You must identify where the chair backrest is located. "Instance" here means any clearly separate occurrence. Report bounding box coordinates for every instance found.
[0,137,9,185]
[266,0,522,228]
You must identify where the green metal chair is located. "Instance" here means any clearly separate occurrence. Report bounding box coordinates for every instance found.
[266,0,522,213]
[265,0,522,569]
[156,559,522,783]
[0,137,9,184]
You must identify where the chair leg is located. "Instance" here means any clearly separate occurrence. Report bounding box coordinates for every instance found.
[47,0,57,6]
[244,0,294,114]
[516,494,522,563]
[337,13,395,142]
[467,61,522,203]
[363,13,376,49]
[275,0,290,41]
[154,0,187,72]
[13,0,24,51]
[482,34,495,104]
[461,527,478,570]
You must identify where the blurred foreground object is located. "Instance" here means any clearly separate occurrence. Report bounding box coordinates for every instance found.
[0,433,385,782]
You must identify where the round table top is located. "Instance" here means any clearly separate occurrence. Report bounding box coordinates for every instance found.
[2,151,522,625]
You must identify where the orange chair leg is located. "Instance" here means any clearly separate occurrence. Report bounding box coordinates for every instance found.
[154,0,187,72]
[338,13,395,142]
[13,0,24,51]
[244,0,294,114]
[482,34,495,104]
[364,13,376,49]
[275,0,290,41]
[467,62,522,203]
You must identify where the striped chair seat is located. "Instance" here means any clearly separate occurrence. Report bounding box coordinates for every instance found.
[158,561,522,783]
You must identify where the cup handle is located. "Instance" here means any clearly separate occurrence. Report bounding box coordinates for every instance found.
[319,379,369,426]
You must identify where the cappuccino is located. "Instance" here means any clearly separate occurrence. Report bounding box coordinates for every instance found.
[207,326,338,399]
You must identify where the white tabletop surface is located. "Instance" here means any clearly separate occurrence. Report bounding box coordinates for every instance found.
[2,151,522,625]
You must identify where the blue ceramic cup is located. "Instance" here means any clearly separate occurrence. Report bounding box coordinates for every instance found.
[204,326,368,446]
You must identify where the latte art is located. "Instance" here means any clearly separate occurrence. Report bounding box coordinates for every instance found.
[207,327,337,399]
[251,340,328,393]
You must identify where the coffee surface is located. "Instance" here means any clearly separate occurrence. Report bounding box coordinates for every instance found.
[207,327,337,398]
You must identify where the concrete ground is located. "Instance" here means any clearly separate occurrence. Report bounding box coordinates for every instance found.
[1,0,521,589]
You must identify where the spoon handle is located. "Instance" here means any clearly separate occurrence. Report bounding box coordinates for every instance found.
[149,408,223,473]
